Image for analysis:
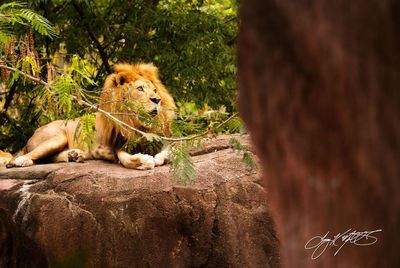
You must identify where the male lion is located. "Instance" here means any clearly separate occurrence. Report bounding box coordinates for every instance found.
[5,63,175,170]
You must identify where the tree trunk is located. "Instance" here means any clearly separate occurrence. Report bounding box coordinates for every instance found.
[238,0,400,267]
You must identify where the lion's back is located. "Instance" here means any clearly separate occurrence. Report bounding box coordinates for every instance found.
[26,119,81,152]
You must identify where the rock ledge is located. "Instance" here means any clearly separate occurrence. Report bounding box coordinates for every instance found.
[0,135,278,268]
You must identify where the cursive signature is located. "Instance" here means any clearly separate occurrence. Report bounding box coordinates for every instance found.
[304,228,382,260]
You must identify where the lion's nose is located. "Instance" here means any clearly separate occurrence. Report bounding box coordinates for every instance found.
[150,97,161,104]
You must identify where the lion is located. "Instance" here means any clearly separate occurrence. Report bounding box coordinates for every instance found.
[5,63,176,170]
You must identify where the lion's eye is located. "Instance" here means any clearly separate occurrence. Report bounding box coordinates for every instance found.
[137,86,144,91]
[154,89,157,93]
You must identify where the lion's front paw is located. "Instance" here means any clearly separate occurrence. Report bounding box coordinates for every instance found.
[119,152,155,170]
[154,150,169,166]
[130,153,155,170]
[14,156,34,167]
[67,149,84,163]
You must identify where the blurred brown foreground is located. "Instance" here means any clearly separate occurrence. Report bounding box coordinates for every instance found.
[238,0,400,267]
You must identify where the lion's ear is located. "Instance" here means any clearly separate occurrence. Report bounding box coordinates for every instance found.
[103,73,118,89]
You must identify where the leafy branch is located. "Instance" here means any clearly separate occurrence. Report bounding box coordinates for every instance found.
[0,1,58,40]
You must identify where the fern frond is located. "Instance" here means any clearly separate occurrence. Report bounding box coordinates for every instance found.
[0,1,26,10]
[142,133,161,143]
[8,60,21,87]
[0,27,11,42]
[19,9,57,38]
[169,142,197,186]
[69,55,96,85]
[52,75,77,116]
[80,113,96,150]
[215,115,242,134]
[229,137,257,170]
[0,2,57,39]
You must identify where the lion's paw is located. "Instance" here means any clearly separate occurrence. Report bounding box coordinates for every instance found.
[130,153,155,170]
[119,152,155,170]
[154,150,169,166]
[14,156,34,167]
[67,149,84,163]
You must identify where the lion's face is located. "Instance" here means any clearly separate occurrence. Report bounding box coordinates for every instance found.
[122,79,162,115]
[100,63,176,137]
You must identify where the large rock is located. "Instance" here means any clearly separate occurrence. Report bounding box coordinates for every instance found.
[0,135,279,268]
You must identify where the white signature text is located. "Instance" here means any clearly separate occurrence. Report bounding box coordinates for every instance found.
[304,229,382,260]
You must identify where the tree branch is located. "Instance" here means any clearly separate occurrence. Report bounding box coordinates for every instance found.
[2,83,16,113]
[0,65,47,86]
[72,0,112,74]
[215,112,239,129]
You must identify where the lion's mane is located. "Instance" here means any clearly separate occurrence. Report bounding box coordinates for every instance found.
[94,63,176,149]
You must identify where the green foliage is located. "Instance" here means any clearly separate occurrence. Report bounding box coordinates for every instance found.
[142,133,162,143]
[214,115,242,134]
[26,0,238,110]
[123,138,165,157]
[171,102,241,137]
[229,137,257,170]
[67,55,97,86]
[38,56,96,120]
[169,142,196,186]
[80,113,96,150]
[0,1,57,41]
[52,75,75,115]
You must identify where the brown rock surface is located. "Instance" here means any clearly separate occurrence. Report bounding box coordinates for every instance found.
[0,135,278,268]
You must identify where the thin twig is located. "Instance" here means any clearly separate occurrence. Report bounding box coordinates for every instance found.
[0,65,47,86]
[95,98,134,107]
[109,112,137,116]
[0,64,240,142]
[215,112,239,129]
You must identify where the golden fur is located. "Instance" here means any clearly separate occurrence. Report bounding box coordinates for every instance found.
[5,63,175,169]
[0,150,12,165]
[97,63,175,143]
